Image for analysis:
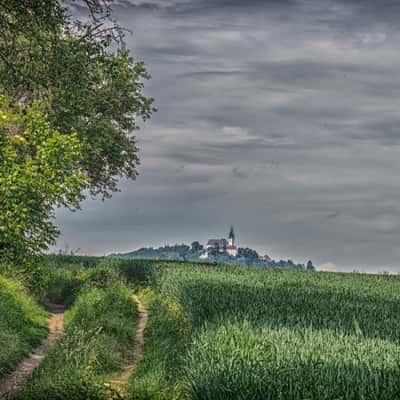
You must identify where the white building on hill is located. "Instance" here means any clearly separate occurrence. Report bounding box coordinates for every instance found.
[200,226,238,258]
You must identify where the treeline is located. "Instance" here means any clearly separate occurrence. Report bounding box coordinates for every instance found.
[110,243,316,271]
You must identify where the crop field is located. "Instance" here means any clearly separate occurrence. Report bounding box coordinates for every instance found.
[1,257,400,400]
[121,260,400,400]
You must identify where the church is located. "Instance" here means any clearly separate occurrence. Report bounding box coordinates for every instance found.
[200,226,238,258]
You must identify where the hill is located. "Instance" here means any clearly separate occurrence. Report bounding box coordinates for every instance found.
[110,243,316,271]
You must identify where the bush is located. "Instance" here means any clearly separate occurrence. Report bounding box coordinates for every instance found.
[82,262,124,290]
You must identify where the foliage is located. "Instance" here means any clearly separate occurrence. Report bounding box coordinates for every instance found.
[0,0,154,197]
[237,247,259,260]
[44,254,101,269]
[28,257,129,305]
[0,273,48,378]
[116,245,195,262]
[190,242,203,253]
[0,1,154,261]
[17,281,138,400]
[127,288,190,400]
[306,260,315,270]
[83,262,125,290]
[0,93,86,262]
[111,244,311,270]
[7,260,86,306]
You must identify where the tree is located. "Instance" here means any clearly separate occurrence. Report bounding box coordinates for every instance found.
[0,1,154,197]
[191,241,203,252]
[238,247,259,260]
[306,260,315,271]
[0,1,154,261]
[0,94,86,262]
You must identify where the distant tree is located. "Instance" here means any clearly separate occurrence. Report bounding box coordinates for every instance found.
[173,244,190,254]
[306,260,315,271]
[191,241,203,252]
[208,246,219,257]
[238,247,259,260]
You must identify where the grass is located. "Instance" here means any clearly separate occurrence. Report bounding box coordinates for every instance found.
[17,267,138,400]
[5,255,400,400]
[187,323,400,400]
[114,259,400,400]
[126,288,190,400]
[0,273,48,378]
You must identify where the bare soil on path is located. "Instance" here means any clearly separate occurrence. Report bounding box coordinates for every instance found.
[109,294,148,396]
[0,304,65,399]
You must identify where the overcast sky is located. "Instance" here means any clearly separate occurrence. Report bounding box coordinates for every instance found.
[56,0,400,273]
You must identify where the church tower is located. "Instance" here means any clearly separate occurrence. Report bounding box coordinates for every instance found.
[228,226,235,246]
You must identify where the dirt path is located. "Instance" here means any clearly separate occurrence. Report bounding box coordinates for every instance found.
[0,304,65,400]
[109,294,148,395]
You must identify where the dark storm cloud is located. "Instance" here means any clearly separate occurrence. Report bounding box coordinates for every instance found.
[55,0,400,273]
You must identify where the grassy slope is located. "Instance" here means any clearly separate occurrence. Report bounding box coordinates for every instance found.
[0,274,48,378]
[17,268,138,400]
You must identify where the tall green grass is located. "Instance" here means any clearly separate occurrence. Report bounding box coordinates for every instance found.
[0,274,48,378]
[33,256,400,399]
[116,260,400,400]
[17,268,138,400]
[187,323,400,400]
[126,288,190,400]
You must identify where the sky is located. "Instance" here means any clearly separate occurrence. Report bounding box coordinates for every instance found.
[56,0,400,273]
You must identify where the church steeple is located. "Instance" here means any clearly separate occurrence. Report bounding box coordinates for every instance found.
[228,226,235,246]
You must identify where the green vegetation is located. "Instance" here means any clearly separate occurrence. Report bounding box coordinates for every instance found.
[0,273,47,378]
[2,255,400,400]
[14,259,91,307]
[115,259,400,400]
[111,244,314,270]
[17,267,138,400]
[126,288,190,400]
[0,1,154,263]
[0,94,86,262]
[187,323,400,400]
[0,1,154,198]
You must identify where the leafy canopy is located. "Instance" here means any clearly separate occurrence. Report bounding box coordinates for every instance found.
[0,94,87,261]
[0,0,155,196]
[0,1,154,261]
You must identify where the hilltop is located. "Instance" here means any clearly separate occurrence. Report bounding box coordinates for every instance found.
[110,244,316,271]
[110,226,316,270]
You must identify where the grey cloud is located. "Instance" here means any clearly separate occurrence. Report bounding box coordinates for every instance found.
[353,118,400,145]
[56,0,400,273]
[232,167,248,179]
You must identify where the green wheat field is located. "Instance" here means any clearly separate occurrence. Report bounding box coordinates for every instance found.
[1,257,400,399]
